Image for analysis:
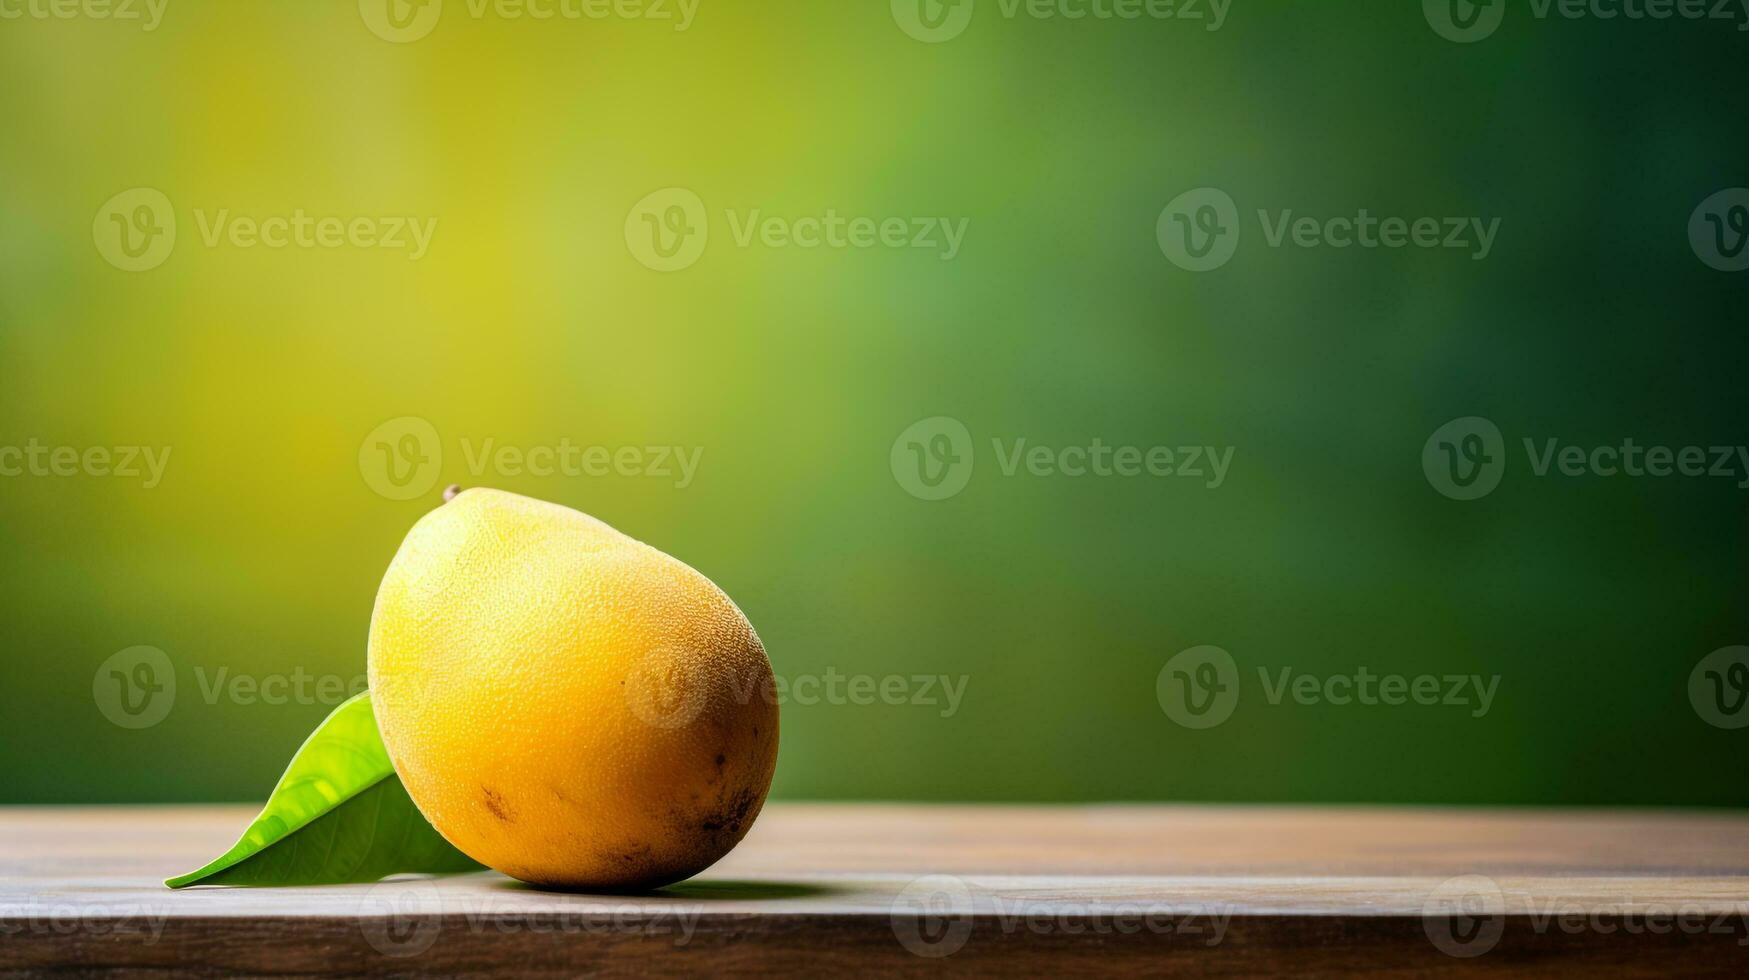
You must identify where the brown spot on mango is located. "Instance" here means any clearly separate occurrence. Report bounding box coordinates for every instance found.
[482,786,514,822]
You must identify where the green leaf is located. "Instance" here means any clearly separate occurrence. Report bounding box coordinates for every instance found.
[165,692,482,887]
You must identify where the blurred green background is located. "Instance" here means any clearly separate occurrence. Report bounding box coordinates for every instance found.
[2,1,1745,807]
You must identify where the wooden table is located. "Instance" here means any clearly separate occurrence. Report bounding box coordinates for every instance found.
[4,804,1748,976]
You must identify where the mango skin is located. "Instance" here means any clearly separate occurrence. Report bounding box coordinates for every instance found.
[367,488,778,890]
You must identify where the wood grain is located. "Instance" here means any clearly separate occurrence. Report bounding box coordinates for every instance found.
[3,804,1748,976]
